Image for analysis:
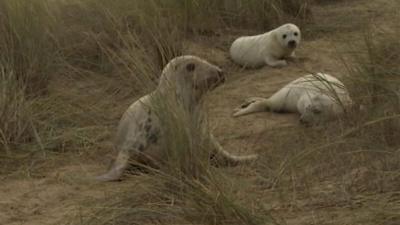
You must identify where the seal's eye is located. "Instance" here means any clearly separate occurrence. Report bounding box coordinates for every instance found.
[186,63,196,72]
[294,32,298,36]
[282,34,287,39]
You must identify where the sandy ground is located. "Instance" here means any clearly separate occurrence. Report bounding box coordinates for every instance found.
[1,0,399,225]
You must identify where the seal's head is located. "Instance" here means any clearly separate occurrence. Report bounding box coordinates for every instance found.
[299,95,338,126]
[158,55,225,105]
[275,23,301,50]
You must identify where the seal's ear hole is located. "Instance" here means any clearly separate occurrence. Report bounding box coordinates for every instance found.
[186,63,196,72]
[282,34,287,39]
[294,32,298,36]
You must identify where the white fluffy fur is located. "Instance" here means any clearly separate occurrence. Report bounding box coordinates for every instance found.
[96,55,258,182]
[233,73,353,125]
[230,23,301,68]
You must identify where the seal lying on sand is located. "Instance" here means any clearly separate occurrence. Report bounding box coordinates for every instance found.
[233,73,353,125]
[230,23,301,68]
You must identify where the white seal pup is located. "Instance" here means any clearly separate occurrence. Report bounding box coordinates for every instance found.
[233,73,353,125]
[96,55,258,181]
[229,23,301,68]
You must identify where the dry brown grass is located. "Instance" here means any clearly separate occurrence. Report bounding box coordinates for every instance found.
[0,0,58,153]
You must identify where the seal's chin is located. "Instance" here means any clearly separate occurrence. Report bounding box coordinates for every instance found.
[210,77,225,91]
[288,44,297,49]
[193,72,226,102]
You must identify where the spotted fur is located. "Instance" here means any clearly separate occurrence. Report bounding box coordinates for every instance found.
[96,55,258,181]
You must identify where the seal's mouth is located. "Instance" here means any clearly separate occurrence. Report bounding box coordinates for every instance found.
[194,70,225,93]
[203,70,225,91]
[287,40,297,49]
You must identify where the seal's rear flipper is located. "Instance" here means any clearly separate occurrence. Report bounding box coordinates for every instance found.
[210,134,258,167]
[232,97,269,117]
[95,151,130,182]
[95,167,124,182]
[211,147,258,167]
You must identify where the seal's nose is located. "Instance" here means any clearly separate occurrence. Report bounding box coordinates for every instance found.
[288,40,297,48]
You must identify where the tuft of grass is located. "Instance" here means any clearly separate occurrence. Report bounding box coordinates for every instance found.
[0,67,33,153]
[0,0,58,96]
[0,0,58,153]
[341,26,400,144]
